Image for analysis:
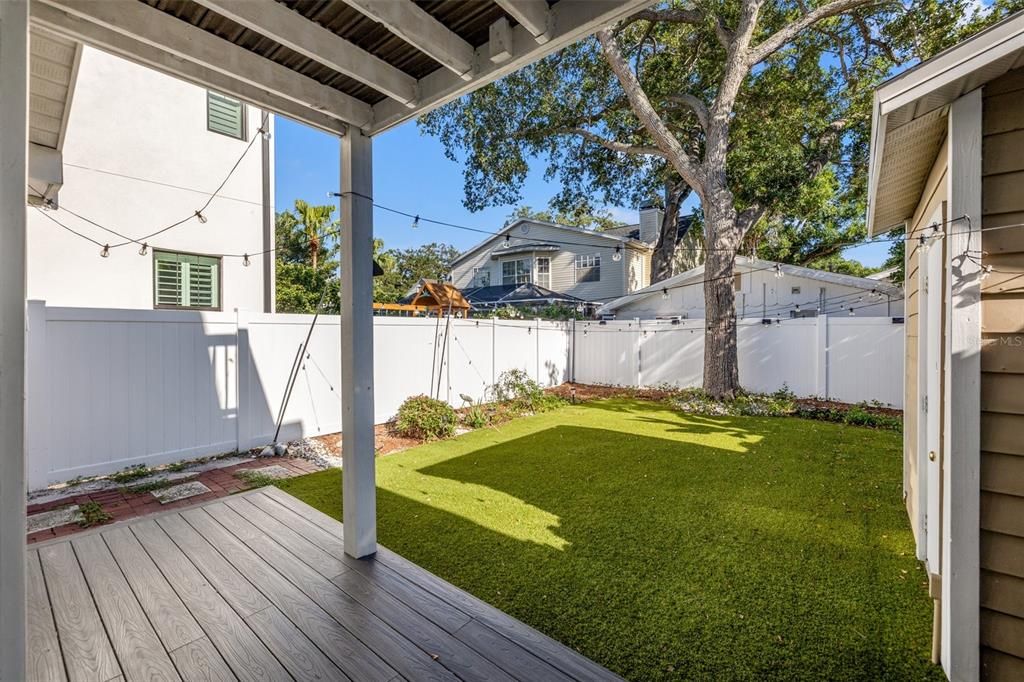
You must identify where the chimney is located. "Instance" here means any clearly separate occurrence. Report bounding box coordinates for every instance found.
[639,203,664,244]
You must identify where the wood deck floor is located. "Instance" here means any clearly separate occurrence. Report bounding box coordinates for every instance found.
[28,486,620,682]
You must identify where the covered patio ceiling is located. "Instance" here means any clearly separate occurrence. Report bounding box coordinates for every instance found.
[30,0,652,135]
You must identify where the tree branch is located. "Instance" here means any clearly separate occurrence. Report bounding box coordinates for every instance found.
[665,94,710,132]
[749,0,872,65]
[563,128,668,158]
[597,28,705,196]
[627,8,705,25]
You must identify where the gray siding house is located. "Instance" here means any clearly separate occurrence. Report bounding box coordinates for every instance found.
[449,210,658,305]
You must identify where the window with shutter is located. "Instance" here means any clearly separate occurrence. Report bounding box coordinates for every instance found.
[207,91,245,140]
[153,251,222,310]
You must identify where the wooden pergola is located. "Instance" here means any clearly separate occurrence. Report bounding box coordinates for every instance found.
[0,0,650,676]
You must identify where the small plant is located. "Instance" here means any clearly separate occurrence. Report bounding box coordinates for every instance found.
[234,469,278,488]
[463,404,490,429]
[166,461,189,473]
[108,464,152,484]
[395,394,458,440]
[794,401,902,431]
[124,477,185,494]
[490,369,565,414]
[77,501,111,528]
[669,387,795,418]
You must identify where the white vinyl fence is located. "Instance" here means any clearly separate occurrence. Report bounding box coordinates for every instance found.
[25,302,901,488]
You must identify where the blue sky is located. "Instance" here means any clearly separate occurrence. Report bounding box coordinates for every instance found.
[274,116,890,267]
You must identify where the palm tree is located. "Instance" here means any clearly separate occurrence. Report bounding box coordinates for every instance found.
[293,199,336,271]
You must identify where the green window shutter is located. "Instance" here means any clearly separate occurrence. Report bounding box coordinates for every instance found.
[154,252,221,309]
[207,91,245,140]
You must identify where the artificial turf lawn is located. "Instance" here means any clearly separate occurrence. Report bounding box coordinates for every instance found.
[276,399,944,681]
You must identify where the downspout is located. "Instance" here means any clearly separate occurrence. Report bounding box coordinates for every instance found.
[261,112,275,313]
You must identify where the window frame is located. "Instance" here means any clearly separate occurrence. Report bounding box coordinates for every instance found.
[535,256,551,288]
[501,259,531,285]
[153,249,224,311]
[472,266,490,287]
[574,254,601,283]
[206,91,247,141]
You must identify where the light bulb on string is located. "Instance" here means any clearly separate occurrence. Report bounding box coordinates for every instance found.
[411,215,419,229]
[794,303,801,313]
[981,264,993,280]
[100,244,110,258]
[503,234,511,248]
[242,253,251,267]
[849,307,856,316]
[612,245,622,262]
[774,263,784,279]
[661,288,670,300]
[260,128,271,141]
[194,210,208,224]
[138,242,148,256]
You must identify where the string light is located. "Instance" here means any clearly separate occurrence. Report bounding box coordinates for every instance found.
[503,234,511,248]
[981,264,993,280]
[411,215,420,229]
[612,245,622,262]
[661,288,670,300]
[848,307,856,316]
[100,244,110,258]
[774,263,784,279]
[243,253,251,267]
[138,242,148,256]
[260,127,271,141]
[194,210,208,224]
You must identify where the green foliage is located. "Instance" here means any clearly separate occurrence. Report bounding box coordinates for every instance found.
[462,405,491,429]
[794,402,902,431]
[373,242,462,304]
[108,464,152,484]
[395,395,458,440]
[882,228,906,284]
[77,501,112,528]
[234,469,279,488]
[276,261,340,314]
[275,201,341,313]
[491,369,565,413]
[279,400,940,681]
[669,387,797,418]
[507,204,626,232]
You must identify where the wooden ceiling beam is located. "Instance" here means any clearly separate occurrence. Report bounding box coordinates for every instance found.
[338,0,476,81]
[190,0,418,108]
[37,0,372,129]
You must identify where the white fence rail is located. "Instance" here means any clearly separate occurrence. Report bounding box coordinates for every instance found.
[25,302,902,488]
[572,317,904,405]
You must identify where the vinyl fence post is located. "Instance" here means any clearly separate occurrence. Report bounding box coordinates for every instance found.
[816,314,828,398]
[235,310,249,452]
[25,301,47,490]
[491,316,497,390]
[535,318,541,384]
[635,317,642,388]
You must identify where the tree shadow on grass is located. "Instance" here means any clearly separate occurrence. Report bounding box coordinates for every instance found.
[360,417,941,682]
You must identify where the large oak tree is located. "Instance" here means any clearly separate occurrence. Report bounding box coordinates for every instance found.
[422,0,990,397]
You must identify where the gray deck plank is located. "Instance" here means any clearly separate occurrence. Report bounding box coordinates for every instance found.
[71,533,181,682]
[260,486,622,681]
[130,519,290,682]
[209,500,456,682]
[183,505,393,681]
[26,550,68,682]
[102,525,205,652]
[245,606,350,682]
[37,542,121,682]
[222,496,346,578]
[168,637,236,682]
[239,493,512,681]
[241,493,473,634]
[453,619,574,682]
[155,514,270,618]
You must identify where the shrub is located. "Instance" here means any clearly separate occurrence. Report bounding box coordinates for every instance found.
[491,369,565,414]
[794,402,902,431]
[395,395,458,440]
[462,405,490,429]
[669,388,795,418]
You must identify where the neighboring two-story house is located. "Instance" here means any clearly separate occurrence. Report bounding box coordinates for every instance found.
[449,207,659,309]
[26,32,274,312]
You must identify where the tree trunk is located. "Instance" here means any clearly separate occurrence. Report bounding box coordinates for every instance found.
[702,201,740,399]
[311,237,319,271]
[650,185,688,283]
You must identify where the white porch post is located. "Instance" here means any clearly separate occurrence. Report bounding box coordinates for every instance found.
[942,88,981,681]
[339,127,376,558]
[0,1,29,678]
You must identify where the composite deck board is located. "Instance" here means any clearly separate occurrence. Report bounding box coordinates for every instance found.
[70,533,181,682]
[130,519,290,681]
[183,505,394,681]
[37,542,122,682]
[167,637,235,682]
[28,488,621,682]
[26,550,67,682]
[102,525,205,652]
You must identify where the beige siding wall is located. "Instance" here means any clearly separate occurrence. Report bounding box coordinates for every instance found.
[980,68,1024,680]
[450,222,645,302]
[903,138,949,551]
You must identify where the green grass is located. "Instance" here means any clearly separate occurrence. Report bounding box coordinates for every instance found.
[277,399,942,681]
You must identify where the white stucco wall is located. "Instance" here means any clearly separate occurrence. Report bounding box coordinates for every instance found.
[27,46,271,311]
[611,263,905,319]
